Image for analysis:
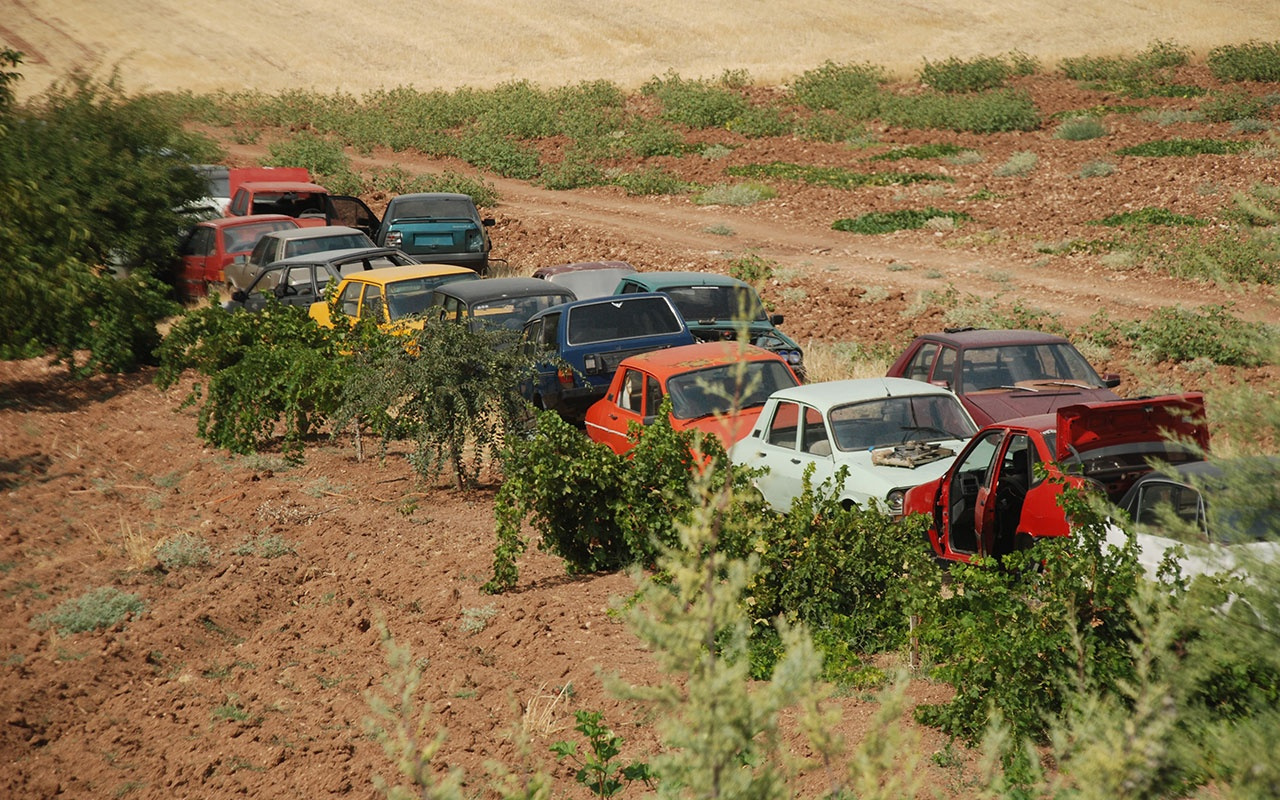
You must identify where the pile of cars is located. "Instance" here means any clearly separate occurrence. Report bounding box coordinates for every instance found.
[178,166,1260,578]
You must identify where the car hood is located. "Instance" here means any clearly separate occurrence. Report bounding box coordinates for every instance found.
[966,384,1120,425]
[1055,393,1208,460]
[835,440,967,504]
[675,407,768,449]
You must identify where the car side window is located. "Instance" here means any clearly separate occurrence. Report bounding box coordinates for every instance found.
[766,401,801,450]
[229,189,249,216]
[905,343,938,382]
[338,282,363,317]
[248,237,272,266]
[644,376,663,418]
[618,370,645,413]
[361,287,386,322]
[935,346,957,386]
[800,406,828,454]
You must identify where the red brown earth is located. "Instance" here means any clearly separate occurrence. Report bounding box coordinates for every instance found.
[3,65,1279,799]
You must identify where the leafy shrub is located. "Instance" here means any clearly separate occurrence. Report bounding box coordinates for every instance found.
[330,319,537,489]
[365,168,499,208]
[34,587,145,634]
[868,143,970,161]
[154,532,213,570]
[611,167,689,196]
[155,303,350,458]
[694,182,776,206]
[1116,138,1253,157]
[1060,40,1190,84]
[453,129,541,179]
[1054,115,1107,140]
[789,61,887,110]
[832,208,971,235]
[992,150,1038,177]
[727,105,794,138]
[727,162,948,189]
[919,54,1013,92]
[264,131,353,185]
[1207,40,1280,82]
[1077,160,1116,178]
[1200,88,1267,122]
[1090,207,1206,227]
[727,252,776,285]
[538,152,609,190]
[879,88,1041,133]
[794,111,873,143]
[231,534,295,558]
[614,118,687,158]
[916,493,1146,744]
[1122,304,1273,366]
[640,71,749,129]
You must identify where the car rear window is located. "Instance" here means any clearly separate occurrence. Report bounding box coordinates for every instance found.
[662,285,768,323]
[566,296,684,345]
[389,196,476,220]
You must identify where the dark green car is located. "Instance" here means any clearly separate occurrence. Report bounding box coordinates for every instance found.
[613,271,804,375]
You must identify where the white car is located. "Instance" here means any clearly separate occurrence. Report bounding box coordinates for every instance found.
[728,377,978,515]
[1107,459,1280,580]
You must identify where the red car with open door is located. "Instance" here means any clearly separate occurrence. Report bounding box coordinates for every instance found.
[902,393,1209,563]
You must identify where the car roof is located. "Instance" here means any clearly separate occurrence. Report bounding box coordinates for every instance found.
[618,341,784,373]
[526,291,677,321]
[198,214,298,229]
[434,276,575,303]
[532,260,636,278]
[263,225,364,241]
[912,328,1071,348]
[338,263,477,286]
[266,247,410,267]
[764,377,955,411]
[236,180,328,193]
[621,271,750,289]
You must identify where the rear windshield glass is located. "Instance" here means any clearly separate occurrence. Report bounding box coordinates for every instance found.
[566,296,684,345]
[388,196,477,220]
[662,285,768,323]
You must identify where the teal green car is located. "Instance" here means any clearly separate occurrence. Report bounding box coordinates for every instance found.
[613,271,804,375]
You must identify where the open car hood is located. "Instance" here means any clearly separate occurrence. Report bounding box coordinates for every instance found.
[1055,393,1208,460]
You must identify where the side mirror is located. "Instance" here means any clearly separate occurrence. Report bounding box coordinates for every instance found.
[233,254,247,264]
[770,313,784,325]
[230,290,247,302]
[1103,373,1122,388]
[482,218,495,227]
[642,415,657,426]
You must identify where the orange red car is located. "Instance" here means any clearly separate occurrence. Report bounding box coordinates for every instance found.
[584,341,801,455]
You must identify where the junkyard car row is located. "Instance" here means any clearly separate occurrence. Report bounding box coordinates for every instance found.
[179,172,1255,577]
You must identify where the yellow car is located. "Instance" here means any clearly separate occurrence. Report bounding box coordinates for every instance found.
[309,263,479,331]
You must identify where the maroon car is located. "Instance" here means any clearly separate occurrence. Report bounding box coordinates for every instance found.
[176,214,300,300]
[886,328,1121,427]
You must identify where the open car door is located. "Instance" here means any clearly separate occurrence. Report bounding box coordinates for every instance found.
[325,196,381,239]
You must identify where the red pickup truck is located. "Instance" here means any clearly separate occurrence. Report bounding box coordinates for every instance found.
[225,180,380,239]
[902,393,1209,563]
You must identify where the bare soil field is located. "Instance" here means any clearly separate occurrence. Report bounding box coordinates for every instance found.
[3,4,1280,799]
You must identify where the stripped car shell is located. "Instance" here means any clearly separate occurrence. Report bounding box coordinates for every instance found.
[902,393,1209,564]
[728,377,978,516]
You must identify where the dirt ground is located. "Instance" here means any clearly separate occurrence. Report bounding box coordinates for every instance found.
[3,64,1279,799]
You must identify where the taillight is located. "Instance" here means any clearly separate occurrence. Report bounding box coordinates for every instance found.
[386,230,402,247]
[557,366,574,386]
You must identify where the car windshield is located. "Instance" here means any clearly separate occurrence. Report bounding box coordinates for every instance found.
[566,296,684,344]
[828,394,977,451]
[470,292,571,331]
[961,343,1104,392]
[662,285,768,323]
[386,274,479,319]
[388,196,477,220]
[667,360,799,420]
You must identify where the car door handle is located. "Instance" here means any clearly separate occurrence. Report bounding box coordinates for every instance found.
[608,414,618,420]
[790,458,801,464]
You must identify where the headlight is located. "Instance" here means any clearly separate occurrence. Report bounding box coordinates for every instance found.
[787,350,803,365]
[886,489,906,517]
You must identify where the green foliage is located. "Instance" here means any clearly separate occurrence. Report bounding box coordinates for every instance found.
[1060,40,1191,96]
[0,48,21,113]
[611,166,689,196]
[1077,160,1116,178]
[1207,40,1280,82]
[942,293,1062,333]
[747,466,942,678]
[790,61,887,110]
[640,71,750,129]
[154,303,349,458]
[919,54,1014,93]
[550,710,652,798]
[365,167,499,208]
[1120,304,1273,366]
[727,252,776,286]
[727,161,949,189]
[1089,207,1206,227]
[154,532,213,570]
[832,207,971,235]
[693,182,777,206]
[1200,88,1268,123]
[231,533,295,558]
[538,152,609,190]
[33,586,145,634]
[880,88,1042,133]
[330,318,537,489]
[868,142,970,161]
[726,105,794,138]
[453,129,541,179]
[992,150,1038,177]
[1054,115,1108,140]
[264,131,359,191]
[916,489,1146,745]
[0,70,211,372]
[1116,138,1253,157]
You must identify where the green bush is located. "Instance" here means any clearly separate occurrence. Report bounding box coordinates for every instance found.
[640,71,750,129]
[1060,39,1190,83]
[694,182,777,206]
[1122,304,1272,366]
[727,162,948,189]
[1054,115,1108,140]
[1077,160,1116,178]
[34,587,146,634]
[1207,40,1280,82]
[868,143,970,161]
[453,129,541,179]
[1090,207,1206,227]
[832,208,971,235]
[789,61,887,110]
[1117,138,1253,157]
[727,105,794,138]
[992,150,1038,177]
[877,88,1041,133]
[154,532,214,570]
[1200,88,1268,122]
[538,153,609,190]
[155,303,350,458]
[919,55,1013,93]
[611,166,690,196]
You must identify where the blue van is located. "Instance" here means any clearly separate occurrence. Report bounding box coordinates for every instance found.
[521,293,696,422]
